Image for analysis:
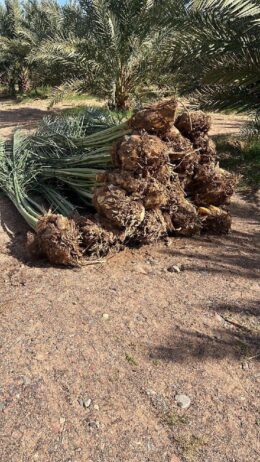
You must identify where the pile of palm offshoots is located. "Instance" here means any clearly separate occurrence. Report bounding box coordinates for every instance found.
[0,100,237,266]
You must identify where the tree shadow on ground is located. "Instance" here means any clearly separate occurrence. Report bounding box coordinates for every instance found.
[0,196,34,262]
[160,200,260,280]
[0,197,53,268]
[0,107,50,129]
[0,104,102,138]
[149,302,260,363]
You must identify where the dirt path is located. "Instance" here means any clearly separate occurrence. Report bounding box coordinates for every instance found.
[0,103,259,462]
[0,97,102,138]
[0,97,248,138]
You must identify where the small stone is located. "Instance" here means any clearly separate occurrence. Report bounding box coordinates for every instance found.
[102,313,109,320]
[78,397,92,409]
[94,404,100,411]
[175,394,191,409]
[146,389,156,396]
[60,417,66,425]
[167,265,181,274]
[83,398,92,408]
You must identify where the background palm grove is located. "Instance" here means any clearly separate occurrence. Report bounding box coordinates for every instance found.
[0,0,259,114]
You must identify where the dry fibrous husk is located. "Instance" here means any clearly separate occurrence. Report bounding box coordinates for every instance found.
[76,215,116,257]
[172,150,200,178]
[192,135,217,164]
[153,164,173,184]
[130,99,178,133]
[132,209,167,245]
[162,180,200,236]
[99,170,168,209]
[175,111,211,140]
[163,126,194,154]
[116,132,169,173]
[162,126,200,182]
[142,181,169,209]
[28,214,82,266]
[93,185,145,233]
[98,170,142,194]
[198,206,232,234]
[170,199,200,236]
[189,164,237,207]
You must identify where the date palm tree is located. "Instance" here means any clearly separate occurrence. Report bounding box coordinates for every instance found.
[163,0,260,115]
[29,0,176,109]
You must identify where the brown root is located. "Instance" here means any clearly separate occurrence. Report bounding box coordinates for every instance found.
[129,99,178,133]
[28,214,82,266]
[76,215,116,257]
[116,132,169,173]
[198,206,232,234]
[132,209,167,245]
[93,185,145,234]
[188,164,237,207]
[175,111,211,140]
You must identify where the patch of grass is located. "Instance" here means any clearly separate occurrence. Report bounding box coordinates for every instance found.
[164,410,189,428]
[125,353,138,366]
[17,86,52,102]
[63,92,100,102]
[215,135,260,189]
[176,434,208,461]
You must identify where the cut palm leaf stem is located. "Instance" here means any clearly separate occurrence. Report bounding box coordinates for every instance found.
[72,187,94,206]
[7,191,39,229]
[34,146,112,167]
[27,196,46,215]
[57,178,98,188]
[71,188,93,200]
[70,122,129,143]
[40,184,77,216]
[12,169,40,228]
[31,125,130,158]
[41,168,104,181]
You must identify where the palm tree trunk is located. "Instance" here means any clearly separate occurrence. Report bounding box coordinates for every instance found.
[18,68,30,94]
[114,84,130,111]
[8,79,16,97]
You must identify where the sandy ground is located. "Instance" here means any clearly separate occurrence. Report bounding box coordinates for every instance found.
[0,96,248,138]
[0,99,259,462]
[0,97,103,138]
